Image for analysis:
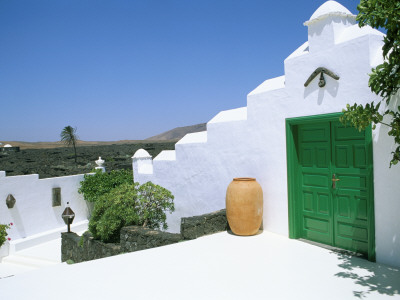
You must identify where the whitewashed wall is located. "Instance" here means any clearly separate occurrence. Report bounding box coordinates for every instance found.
[0,171,89,252]
[372,93,400,267]
[133,2,400,268]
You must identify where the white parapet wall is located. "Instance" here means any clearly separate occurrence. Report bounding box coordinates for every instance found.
[133,1,400,268]
[0,171,89,253]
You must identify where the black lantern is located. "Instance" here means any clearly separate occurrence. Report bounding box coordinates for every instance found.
[6,194,16,209]
[61,202,75,233]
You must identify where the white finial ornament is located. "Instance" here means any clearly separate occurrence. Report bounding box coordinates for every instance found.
[95,157,106,172]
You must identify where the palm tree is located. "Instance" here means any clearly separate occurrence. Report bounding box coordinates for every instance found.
[60,126,79,164]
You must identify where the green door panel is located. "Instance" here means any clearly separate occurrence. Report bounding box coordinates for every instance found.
[290,116,374,258]
[332,123,369,254]
[298,123,333,245]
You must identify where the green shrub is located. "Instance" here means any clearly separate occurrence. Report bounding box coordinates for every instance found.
[136,182,175,230]
[0,223,11,248]
[78,169,133,203]
[89,182,174,243]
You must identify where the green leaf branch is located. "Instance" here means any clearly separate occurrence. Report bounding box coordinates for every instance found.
[341,0,400,166]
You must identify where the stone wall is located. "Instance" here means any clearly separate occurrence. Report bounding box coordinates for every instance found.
[120,227,181,253]
[62,209,228,263]
[62,231,121,263]
[181,209,227,240]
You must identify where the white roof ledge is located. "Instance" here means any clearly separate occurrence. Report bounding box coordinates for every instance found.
[336,24,385,44]
[248,76,285,96]
[154,150,176,161]
[176,131,208,145]
[208,107,247,124]
[286,42,309,60]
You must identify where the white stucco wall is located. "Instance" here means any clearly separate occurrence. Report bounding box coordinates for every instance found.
[372,94,400,267]
[133,1,400,267]
[0,171,89,251]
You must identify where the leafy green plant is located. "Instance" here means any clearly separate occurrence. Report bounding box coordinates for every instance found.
[137,182,175,229]
[78,169,133,203]
[0,223,12,248]
[89,182,174,243]
[341,0,400,167]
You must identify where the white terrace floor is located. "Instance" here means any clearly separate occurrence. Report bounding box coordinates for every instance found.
[1,231,399,300]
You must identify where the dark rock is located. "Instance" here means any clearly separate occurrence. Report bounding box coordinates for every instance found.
[120,226,181,253]
[181,209,227,240]
[61,209,228,264]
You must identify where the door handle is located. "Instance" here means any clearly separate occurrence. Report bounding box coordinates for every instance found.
[332,174,340,189]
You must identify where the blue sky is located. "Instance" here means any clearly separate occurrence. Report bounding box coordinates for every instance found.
[0,0,360,142]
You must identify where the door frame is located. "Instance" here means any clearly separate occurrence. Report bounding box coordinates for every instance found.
[286,113,376,261]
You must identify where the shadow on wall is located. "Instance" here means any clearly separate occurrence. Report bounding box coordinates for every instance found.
[373,93,400,151]
[334,252,400,298]
[86,201,94,219]
[303,73,339,104]
[10,205,26,239]
[52,200,67,226]
[372,93,400,267]
[308,15,355,38]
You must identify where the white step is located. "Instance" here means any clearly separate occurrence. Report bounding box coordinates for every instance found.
[0,261,37,279]
[176,131,208,145]
[154,150,176,161]
[0,236,65,277]
[9,220,88,253]
[2,254,59,269]
[208,107,247,124]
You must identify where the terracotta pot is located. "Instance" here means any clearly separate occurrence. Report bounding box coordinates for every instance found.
[226,178,263,236]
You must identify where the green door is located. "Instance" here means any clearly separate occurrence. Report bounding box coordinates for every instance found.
[287,114,374,259]
[298,122,333,246]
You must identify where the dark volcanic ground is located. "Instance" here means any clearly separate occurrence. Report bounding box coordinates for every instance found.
[0,142,176,178]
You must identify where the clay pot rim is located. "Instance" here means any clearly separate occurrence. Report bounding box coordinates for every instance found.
[233,177,256,181]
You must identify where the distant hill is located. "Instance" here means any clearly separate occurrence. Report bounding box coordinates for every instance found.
[0,140,164,150]
[0,123,207,150]
[146,123,207,141]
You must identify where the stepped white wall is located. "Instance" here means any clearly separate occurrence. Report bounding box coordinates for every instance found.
[134,1,400,267]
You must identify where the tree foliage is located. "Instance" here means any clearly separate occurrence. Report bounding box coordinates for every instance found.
[88,182,175,243]
[136,182,175,229]
[340,0,400,166]
[78,169,133,203]
[60,126,79,164]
